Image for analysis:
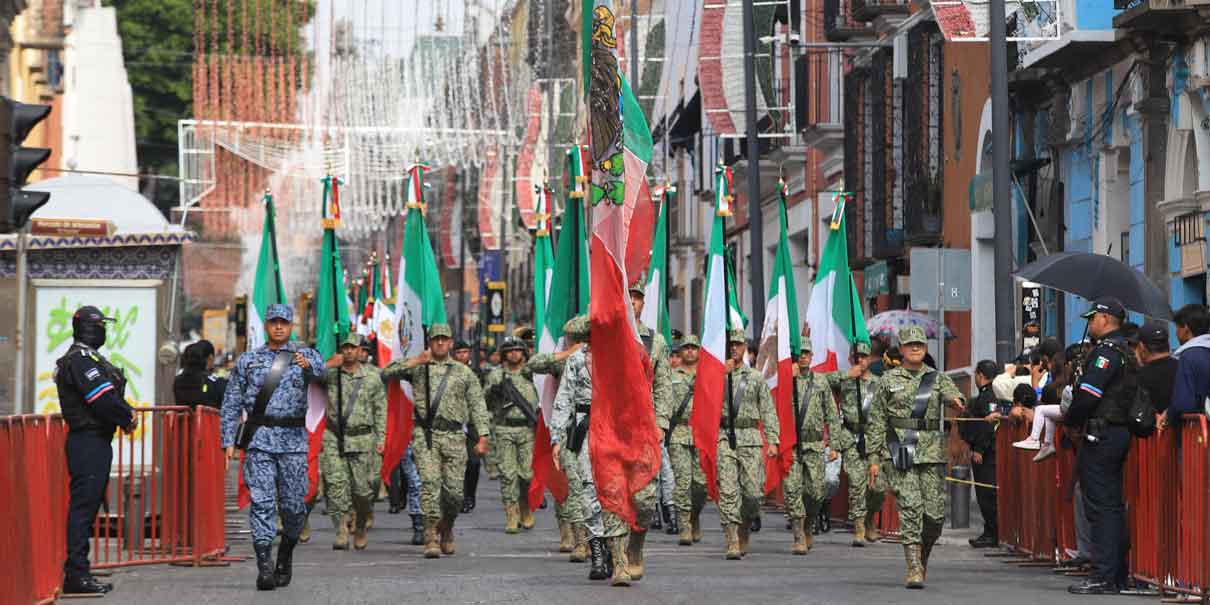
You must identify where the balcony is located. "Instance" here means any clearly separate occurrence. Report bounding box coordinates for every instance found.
[1113,0,1202,35]
[852,0,911,23]
[824,0,876,42]
[795,48,847,156]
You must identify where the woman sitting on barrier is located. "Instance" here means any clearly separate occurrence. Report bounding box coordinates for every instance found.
[1014,353,1070,462]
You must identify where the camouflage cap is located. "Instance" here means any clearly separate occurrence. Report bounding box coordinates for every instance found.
[800,337,812,353]
[499,337,527,353]
[563,315,591,341]
[265,303,294,322]
[429,323,453,339]
[854,342,871,356]
[628,283,646,298]
[677,335,701,350]
[340,333,363,348]
[898,325,928,345]
[727,328,746,344]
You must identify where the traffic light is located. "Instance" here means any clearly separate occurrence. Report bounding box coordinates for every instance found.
[0,97,51,233]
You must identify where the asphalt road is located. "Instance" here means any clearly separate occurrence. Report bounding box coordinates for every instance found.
[99,471,1141,605]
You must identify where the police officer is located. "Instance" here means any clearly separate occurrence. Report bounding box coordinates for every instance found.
[56,306,137,595]
[1065,296,1132,595]
[220,304,325,590]
[962,360,1001,548]
[174,340,227,408]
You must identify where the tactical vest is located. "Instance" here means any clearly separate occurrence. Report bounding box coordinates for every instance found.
[56,343,127,435]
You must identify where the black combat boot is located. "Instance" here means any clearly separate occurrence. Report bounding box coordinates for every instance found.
[650,502,663,530]
[253,544,276,591]
[63,575,112,595]
[665,505,679,535]
[275,536,298,587]
[819,501,832,533]
[750,514,761,532]
[410,514,425,546]
[588,537,610,580]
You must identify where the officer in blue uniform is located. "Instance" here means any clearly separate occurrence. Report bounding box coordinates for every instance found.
[221,304,324,591]
[55,305,138,595]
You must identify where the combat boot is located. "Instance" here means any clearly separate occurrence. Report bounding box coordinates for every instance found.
[558,520,574,552]
[519,504,536,530]
[570,524,589,562]
[410,514,424,546]
[332,514,350,550]
[921,518,943,580]
[651,502,663,530]
[274,536,298,587]
[724,524,742,560]
[625,530,646,581]
[737,522,751,556]
[852,517,867,547]
[588,537,609,580]
[904,544,925,589]
[608,537,632,586]
[254,543,276,591]
[353,512,370,551]
[666,505,680,535]
[691,509,703,543]
[791,518,808,555]
[677,511,693,546]
[504,503,521,534]
[439,515,457,555]
[364,510,374,529]
[422,517,441,558]
[864,512,882,542]
[298,514,312,543]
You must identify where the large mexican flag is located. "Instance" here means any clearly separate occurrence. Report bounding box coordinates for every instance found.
[806,194,870,372]
[246,193,287,350]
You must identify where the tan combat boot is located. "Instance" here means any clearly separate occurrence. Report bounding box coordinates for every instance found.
[558,520,574,552]
[690,510,703,543]
[364,510,374,530]
[865,512,881,542]
[791,518,808,555]
[570,524,589,562]
[737,522,751,557]
[353,505,370,551]
[504,504,520,534]
[332,514,350,550]
[904,544,925,589]
[724,524,742,560]
[852,517,867,547]
[299,514,312,543]
[439,516,457,555]
[520,504,536,530]
[609,537,632,586]
[423,517,441,559]
[677,511,693,546]
[625,530,646,581]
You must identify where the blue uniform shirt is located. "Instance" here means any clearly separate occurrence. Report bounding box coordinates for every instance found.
[220,342,325,453]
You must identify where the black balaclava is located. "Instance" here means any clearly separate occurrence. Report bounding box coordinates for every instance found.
[72,306,112,349]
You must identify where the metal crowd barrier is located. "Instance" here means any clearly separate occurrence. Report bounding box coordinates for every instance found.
[0,406,227,604]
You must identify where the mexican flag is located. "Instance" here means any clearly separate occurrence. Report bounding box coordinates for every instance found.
[370,255,396,368]
[381,163,448,484]
[690,164,734,501]
[807,194,870,372]
[639,185,672,346]
[756,181,800,494]
[246,193,287,351]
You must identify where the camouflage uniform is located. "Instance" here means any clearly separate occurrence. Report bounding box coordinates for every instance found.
[716,330,780,536]
[483,361,538,514]
[526,350,582,524]
[319,342,387,541]
[639,323,676,519]
[866,326,963,586]
[826,342,886,536]
[382,324,490,552]
[653,336,707,543]
[782,367,837,523]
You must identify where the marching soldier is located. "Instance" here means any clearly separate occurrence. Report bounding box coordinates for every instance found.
[630,285,676,534]
[784,343,839,555]
[56,306,138,595]
[826,342,887,546]
[483,337,540,534]
[866,326,965,589]
[654,335,708,546]
[320,333,387,551]
[221,304,325,590]
[382,323,490,559]
[527,321,590,561]
[717,329,780,560]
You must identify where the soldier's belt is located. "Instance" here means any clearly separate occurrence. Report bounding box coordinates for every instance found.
[326,424,372,437]
[249,415,305,428]
[889,418,941,430]
[497,418,534,428]
[575,404,592,414]
[721,419,760,430]
[426,418,464,432]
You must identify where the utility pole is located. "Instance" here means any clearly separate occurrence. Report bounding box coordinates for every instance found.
[990,0,1014,363]
[741,0,766,333]
[13,225,27,413]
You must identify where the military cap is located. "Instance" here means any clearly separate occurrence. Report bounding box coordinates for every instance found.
[727,328,746,344]
[265,303,294,322]
[800,337,813,353]
[854,342,871,356]
[499,337,526,353]
[453,340,472,351]
[678,335,701,350]
[428,323,453,339]
[898,325,928,345]
[563,315,591,340]
[628,284,646,298]
[340,333,363,348]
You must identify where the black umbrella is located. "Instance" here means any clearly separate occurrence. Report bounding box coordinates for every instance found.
[1013,251,1171,320]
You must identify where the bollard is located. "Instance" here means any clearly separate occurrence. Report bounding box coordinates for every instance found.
[949,465,971,529]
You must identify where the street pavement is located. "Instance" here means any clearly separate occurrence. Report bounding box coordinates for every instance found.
[101,472,1142,605]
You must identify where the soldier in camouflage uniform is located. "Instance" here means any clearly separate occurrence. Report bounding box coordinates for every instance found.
[783,341,839,554]
[867,325,965,589]
[630,286,676,533]
[483,337,539,534]
[716,329,780,560]
[825,341,887,546]
[382,323,491,559]
[221,304,324,590]
[654,335,707,546]
[526,322,590,561]
[319,334,387,551]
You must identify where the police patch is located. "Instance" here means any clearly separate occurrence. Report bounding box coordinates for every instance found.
[85,368,101,381]
[1094,356,1110,369]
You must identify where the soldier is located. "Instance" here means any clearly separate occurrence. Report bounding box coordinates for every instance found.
[56,306,138,595]
[866,325,965,589]
[629,286,675,533]
[826,341,887,546]
[526,321,590,561]
[221,304,325,590]
[483,337,539,534]
[452,340,485,513]
[382,323,490,559]
[320,334,387,551]
[717,329,780,560]
[784,342,839,554]
[654,335,708,546]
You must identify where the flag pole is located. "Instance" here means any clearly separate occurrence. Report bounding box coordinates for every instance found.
[324,175,345,456]
[265,191,285,305]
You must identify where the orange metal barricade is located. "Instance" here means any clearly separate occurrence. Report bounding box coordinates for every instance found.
[1175,415,1210,597]
[1124,426,1178,589]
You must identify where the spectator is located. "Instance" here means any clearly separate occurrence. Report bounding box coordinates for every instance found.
[1135,321,1177,415]
[1166,304,1210,429]
[962,360,1000,548]
[173,340,226,408]
[1014,351,1068,462]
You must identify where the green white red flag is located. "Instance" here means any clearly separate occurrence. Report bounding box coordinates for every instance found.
[806,194,870,372]
[246,192,287,351]
[639,185,672,346]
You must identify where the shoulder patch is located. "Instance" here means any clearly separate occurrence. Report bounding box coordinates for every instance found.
[84,367,101,381]
[207,375,219,382]
[1094,356,1110,369]
[88,353,100,362]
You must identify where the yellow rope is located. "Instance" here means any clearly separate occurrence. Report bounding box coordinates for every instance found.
[945,476,998,490]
